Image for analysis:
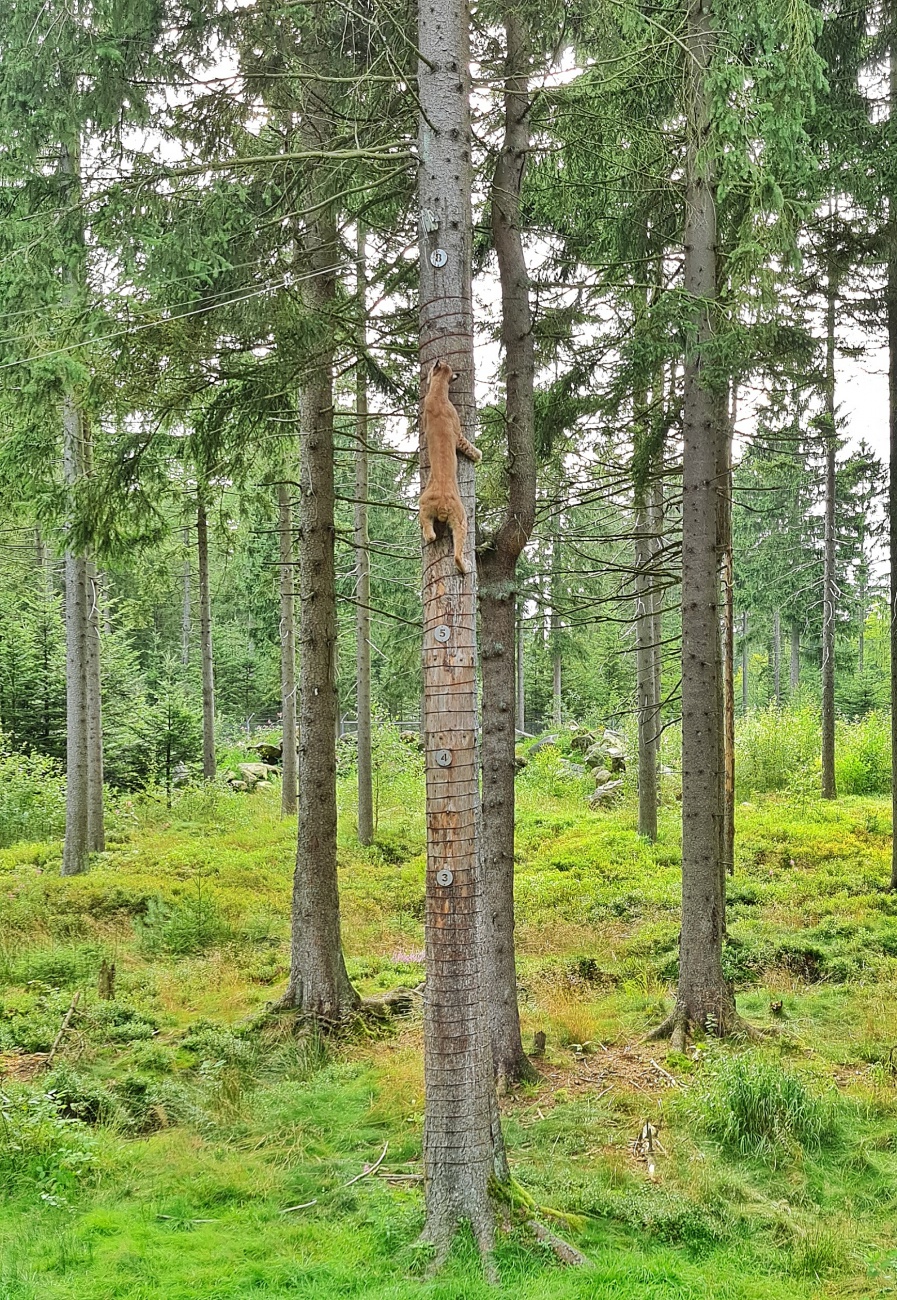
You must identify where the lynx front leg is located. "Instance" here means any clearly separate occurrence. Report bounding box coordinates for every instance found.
[456,433,482,464]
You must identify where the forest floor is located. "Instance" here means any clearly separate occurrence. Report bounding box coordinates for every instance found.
[2,742,897,1297]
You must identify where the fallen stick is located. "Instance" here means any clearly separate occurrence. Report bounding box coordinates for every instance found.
[650,1058,684,1088]
[280,1141,389,1214]
[342,1141,388,1189]
[44,992,81,1070]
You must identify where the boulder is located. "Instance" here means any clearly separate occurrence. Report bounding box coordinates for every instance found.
[528,734,559,756]
[588,779,624,808]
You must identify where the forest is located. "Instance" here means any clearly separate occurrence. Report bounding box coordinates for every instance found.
[2,0,897,1294]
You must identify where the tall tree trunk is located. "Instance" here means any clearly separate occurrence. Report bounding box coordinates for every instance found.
[857,574,866,675]
[890,35,897,889]
[418,0,504,1258]
[651,0,737,1048]
[719,399,734,878]
[355,223,374,846]
[196,499,216,781]
[282,75,358,1021]
[741,610,749,711]
[181,528,191,667]
[790,623,800,694]
[60,139,90,877]
[821,267,837,800]
[650,474,664,765]
[773,609,781,707]
[635,483,659,841]
[62,389,89,877]
[85,560,104,852]
[278,479,298,817]
[516,603,526,733]
[478,3,539,1089]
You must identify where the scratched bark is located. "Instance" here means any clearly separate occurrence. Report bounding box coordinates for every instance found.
[418,0,501,1255]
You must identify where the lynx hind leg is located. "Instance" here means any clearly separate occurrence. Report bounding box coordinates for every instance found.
[449,504,469,574]
[456,432,482,464]
[419,502,437,543]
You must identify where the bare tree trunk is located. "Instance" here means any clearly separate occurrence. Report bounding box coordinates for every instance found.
[418,0,504,1258]
[282,75,358,1021]
[651,0,737,1048]
[858,575,866,675]
[650,474,664,771]
[516,603,526,733]
[719,403,734,878]
[181,528,191,667]
[85,561,104,853]
[790,623,800,694]
[62,390,89,877]
[741,610,749,711]
[822,268,837,800]
[278,480,298,817]
[773,609,781,707]
[196,500,216,781]
[477,4,539,1090]
[635,486,658,841]
[890,35,897,889]
[355,223,374,846]
[60,139,90,877]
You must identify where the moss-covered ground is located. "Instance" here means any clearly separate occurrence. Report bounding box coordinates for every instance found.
[2,741,897,1297]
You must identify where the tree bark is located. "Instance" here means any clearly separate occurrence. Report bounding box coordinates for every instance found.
[516,603,526,733]
[719,400,734,878]
[652,0,737,1046]
[60,140,90,877]
[772,609,781,706]
[282,72,358,1021]
[62,389,89,877]
[477,3,539,1090]
[883,32,889,883]
[197,499,216,781]
[418,0,504,1258]
[355,223,374,846]
[821,266,837,800]
[789,623,800,694]
[635,484,659,841]
[85,560,105,853]
[278,479,298,817]
[181,528,191,667]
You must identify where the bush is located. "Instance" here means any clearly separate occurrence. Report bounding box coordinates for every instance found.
[687,1054,838,1163]
[736,706,893,796]
[835,711,891,795]
[736,708,819,796]
[0,744,66,849]
[0,1086,98,1201]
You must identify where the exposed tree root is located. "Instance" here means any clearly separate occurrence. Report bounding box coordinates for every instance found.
[647,1005,763,1052]
[495,1053,541,1095]
[525,1219,589,1267]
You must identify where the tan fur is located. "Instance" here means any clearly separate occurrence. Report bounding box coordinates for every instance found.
[419,359,482,574]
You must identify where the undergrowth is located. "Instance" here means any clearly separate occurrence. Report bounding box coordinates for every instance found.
[0,734,895,1295]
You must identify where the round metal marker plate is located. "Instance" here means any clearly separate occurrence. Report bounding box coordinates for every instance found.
[435,749,453,767]
[434,624,451,643]
[436,868,454,887]
[429,248,448,267]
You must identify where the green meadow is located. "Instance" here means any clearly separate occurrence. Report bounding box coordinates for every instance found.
[2,732,897,1298]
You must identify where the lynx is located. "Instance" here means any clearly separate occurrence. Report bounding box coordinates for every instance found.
[419,359,482,574]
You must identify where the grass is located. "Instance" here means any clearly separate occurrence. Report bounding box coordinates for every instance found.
[1,732,897,1295]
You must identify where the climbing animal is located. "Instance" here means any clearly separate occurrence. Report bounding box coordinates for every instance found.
[419,359,482,574]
